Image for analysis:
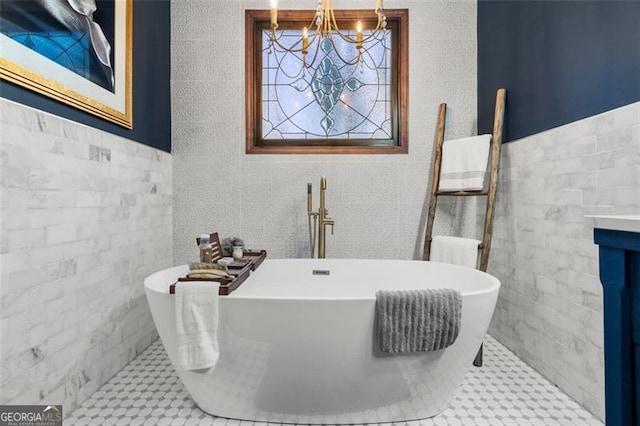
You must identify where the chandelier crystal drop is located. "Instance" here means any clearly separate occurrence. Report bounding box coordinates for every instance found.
[269,0,387,67]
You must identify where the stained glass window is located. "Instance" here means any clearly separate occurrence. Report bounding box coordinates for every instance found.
[246,9,408,154]
[262,29,392,141]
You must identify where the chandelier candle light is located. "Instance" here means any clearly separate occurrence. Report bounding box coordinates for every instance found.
[269,0,387,67]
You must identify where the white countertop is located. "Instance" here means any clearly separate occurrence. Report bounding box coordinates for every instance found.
[586,215,640,233]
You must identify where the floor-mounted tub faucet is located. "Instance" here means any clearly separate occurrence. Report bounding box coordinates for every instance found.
[307,176,334,258]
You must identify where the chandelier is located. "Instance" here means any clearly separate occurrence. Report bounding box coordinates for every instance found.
[269,0,387,67]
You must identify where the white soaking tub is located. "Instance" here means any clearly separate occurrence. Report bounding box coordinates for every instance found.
[144,258,500,424]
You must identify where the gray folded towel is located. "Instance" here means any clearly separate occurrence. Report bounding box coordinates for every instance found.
[376,289,462,353]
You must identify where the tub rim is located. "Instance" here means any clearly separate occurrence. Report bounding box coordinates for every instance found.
[144,259,500,300]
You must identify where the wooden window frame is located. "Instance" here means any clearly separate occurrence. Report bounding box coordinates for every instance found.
[245,9,409,154]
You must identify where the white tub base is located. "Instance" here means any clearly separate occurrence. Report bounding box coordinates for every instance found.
[144,259,500,424]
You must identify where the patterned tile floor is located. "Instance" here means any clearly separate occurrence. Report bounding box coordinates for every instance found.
[66,336,603,426]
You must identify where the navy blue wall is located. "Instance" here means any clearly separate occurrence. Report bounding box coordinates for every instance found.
[0,0,171,153]
[478,1,640,143]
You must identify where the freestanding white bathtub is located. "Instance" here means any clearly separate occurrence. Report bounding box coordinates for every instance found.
[144,259,500,424]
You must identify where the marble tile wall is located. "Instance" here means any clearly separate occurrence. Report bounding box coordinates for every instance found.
[171,0,480,264]
[0,99,173,412]
[485,101,640,420]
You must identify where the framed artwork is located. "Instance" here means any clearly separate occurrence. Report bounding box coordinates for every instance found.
[0,0,133,128]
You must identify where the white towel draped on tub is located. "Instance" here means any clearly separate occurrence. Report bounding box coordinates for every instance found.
[175,282,220,371]
[439,134,492,192]
[430,236,481,269]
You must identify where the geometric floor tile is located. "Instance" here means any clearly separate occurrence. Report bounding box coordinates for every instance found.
[65,335,603,426]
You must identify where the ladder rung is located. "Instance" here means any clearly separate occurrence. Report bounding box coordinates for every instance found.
[436,190,489,197]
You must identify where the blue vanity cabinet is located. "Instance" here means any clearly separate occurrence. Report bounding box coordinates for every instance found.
[592,216,640,426]
[637,339,640,419]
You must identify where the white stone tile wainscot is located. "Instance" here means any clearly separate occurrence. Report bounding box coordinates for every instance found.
[484,101,640,420]
[0,99,174,413]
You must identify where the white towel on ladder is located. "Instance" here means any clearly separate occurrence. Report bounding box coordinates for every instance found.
[430,236,481,269]
[175,281,220,371]
[438,134,492,192]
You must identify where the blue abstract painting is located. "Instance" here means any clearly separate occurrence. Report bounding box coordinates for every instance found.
[0,0,115,92]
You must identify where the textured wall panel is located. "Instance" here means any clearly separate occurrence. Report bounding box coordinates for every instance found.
[172,0,479,264]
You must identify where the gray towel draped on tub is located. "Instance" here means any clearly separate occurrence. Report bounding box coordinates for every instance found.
[376,289,462,353]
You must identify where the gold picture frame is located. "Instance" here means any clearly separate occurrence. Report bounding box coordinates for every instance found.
[0,0,133,128]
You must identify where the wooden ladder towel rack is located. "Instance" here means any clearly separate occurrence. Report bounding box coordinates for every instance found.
[422,88,506,366]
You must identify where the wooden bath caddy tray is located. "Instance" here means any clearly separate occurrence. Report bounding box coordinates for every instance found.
[169,249,267,296]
